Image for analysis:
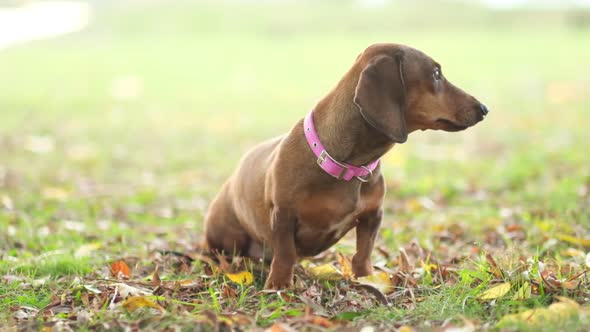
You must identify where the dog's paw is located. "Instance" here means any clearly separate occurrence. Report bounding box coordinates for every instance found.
[263,273,294,290]
[352,256,374,277]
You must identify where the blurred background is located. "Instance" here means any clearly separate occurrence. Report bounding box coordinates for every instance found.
[0,0,589,244]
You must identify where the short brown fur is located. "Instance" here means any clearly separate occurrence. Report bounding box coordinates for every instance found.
[204,43,487,289]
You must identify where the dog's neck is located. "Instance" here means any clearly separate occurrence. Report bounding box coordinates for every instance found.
[312,79,395,166]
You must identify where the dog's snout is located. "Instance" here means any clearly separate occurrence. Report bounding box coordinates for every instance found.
[478,103,489,116]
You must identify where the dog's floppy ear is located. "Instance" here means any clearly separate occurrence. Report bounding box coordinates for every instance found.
[353,53,407,143]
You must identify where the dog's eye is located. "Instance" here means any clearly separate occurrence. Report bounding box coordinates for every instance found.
[433,68,442,81]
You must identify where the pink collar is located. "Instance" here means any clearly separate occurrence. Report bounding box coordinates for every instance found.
[304,111,380,182]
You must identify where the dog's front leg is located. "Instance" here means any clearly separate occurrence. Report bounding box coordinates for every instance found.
[264,207,297,289]
[352,209,382,277]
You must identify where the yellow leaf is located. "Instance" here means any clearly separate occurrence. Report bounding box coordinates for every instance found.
[512,282,531,300]
[75,242,102,258]
[534,219,553,232]
[555,233,590,247]
[307,263,342,281]
[479,282,511,300]
[299,260,312,269]
[405,198,423,213]
[398,326,414,332]
[497,297,581,328]
[42,187,69,201]
[337,252,354,280]
[563,248,585,257]
[121,296,164,312]
[356,271,394,294]
[225,271,254,285]
[422,262,437,273]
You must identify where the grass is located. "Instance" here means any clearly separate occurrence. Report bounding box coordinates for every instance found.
[1,0,590,330]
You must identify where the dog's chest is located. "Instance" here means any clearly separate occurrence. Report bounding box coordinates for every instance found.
[294,191,365,256]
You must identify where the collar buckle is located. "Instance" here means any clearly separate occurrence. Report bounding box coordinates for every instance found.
[355,166,373,183]
[317,150,349,180]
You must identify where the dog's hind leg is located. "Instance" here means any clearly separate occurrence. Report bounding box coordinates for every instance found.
[204,183,251,256]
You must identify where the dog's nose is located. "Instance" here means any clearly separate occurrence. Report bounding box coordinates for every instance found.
[479,103,489,116]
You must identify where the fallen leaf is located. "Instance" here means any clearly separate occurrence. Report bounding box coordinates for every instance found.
[80,292,90,307]
[405,198,423,212]
[421,262,437,274]
[337,252,354,280]
[356,271,394,294]
[222,284,237,298]
[540,270,561,289]
[121,296,164,312]
[116,283,150,298]
[75,243,101,258]
[214,252,232,272]
[151,266,161,286]
[497,296,584,328]
[42,187,68,201]
[83,284,101,294]
[479,282,511,300]
[307,315,334,328]
[352,283,388,305]
[307,263,342,281]
[486,253,504,278]
[266,323,295,332]
[398,248,412,273]
[555,233,590,247]
[562,248,585,257]
[562,280,580,290]
[225,271,254,285]
[110,260,131,279]
[512,282,532,300]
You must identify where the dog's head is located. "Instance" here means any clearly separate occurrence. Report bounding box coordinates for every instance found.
[353,43,488,143]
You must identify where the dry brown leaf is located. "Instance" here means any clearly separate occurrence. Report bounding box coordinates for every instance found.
[151,265,161,286]
[214,252,232,272]
[266,323,295,332]
[540,270,561,290]
[398,248,412,273]
[110,260,131,279]
[307,315,334,328]
[486,253,504,278]
[81,292,90,307]
[222,284,237,298]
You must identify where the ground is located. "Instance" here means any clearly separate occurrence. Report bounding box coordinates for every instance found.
[1,1,590,331]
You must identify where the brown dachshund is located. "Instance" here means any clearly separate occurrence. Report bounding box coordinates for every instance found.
[204,43,488,289]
